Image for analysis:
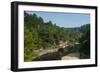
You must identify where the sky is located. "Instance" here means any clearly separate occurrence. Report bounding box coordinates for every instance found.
[25,11,90,28]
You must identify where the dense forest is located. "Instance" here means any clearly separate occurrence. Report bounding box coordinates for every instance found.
[24,12,90,62]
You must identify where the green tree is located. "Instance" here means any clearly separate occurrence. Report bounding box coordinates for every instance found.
[24,27,38,61]
[79,24,90,59]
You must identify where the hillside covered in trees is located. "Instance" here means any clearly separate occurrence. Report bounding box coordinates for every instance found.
[24,12,90,62]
